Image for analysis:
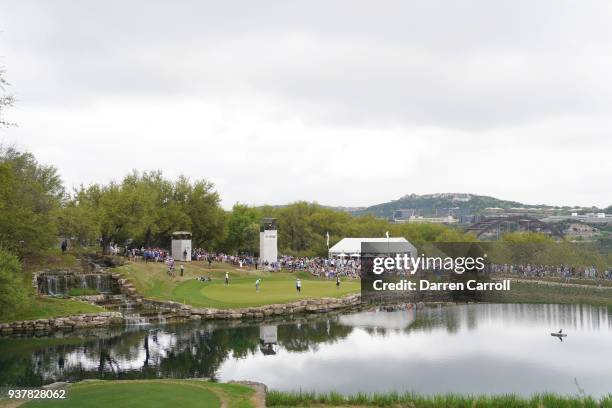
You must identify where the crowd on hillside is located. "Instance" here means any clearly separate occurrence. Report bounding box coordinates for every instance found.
[118,245,610,282]
[277,255,361,278]
[119,246,361,279]
[125,247,169,262]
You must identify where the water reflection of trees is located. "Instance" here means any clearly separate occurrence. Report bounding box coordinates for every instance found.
[0,317,354,387]
[278,319,352,352]
[2,304,610,387]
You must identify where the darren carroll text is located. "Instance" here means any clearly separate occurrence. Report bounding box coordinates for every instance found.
[372,279,511,291]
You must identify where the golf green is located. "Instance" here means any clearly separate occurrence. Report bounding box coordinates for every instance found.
[118,261,360,309]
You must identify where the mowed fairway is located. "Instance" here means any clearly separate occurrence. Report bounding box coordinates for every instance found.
[20,380,254,408]
[117,261,360,309]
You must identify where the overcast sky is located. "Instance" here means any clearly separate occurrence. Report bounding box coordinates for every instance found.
[1,1,611,209]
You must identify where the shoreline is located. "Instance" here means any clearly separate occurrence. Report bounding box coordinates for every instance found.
[4,268,612,333]
[2,379,610,408]
[0,293,362,335]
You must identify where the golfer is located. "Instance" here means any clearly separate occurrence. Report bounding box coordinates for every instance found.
[296,278,301,293]
[225,272,229,286]
[336,275,340,289]
[255,278,261,292]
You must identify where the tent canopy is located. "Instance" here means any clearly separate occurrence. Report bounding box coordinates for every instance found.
[328,237,415,256]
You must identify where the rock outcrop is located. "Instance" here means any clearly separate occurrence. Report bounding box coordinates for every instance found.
[0,312,124,335]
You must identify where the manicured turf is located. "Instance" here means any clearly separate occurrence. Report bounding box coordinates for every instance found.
[117,261,360,309]
[20,380,255,408]
[0,297,104,323]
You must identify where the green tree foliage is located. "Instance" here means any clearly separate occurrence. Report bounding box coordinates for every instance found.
[0,247,28,318]
[501,231,554,244]
[56,199,101,245]
[224,204,261,254]
[0,147,64,255]
[238,202,462,257]
[62,171,225,252]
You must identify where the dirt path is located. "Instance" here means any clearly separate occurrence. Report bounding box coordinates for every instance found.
[230,381,267,408]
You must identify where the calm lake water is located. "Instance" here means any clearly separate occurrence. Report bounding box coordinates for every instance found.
[1,303,612,396]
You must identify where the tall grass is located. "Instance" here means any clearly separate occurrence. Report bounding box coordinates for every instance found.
[266,390,612,407]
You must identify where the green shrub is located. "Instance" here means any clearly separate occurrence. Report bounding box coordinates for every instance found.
[0,247,29,320]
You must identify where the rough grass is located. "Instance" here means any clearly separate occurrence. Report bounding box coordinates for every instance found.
[20,248,82,274]
[116,261,360,309]
[490,282,612,307]
[266,390,612,407]
[0,296,103,322]
[0,247,103,323]
[18,379,255,408]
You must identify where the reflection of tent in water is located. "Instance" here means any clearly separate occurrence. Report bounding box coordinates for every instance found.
[338,307,417,330]
[259,325,278,355]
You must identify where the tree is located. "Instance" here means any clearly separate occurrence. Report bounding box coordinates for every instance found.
[434,229,478,242]
[0,248,28,319]
[0,147,64,254]
[56,200,101,246]
[275,202,319,255]
[67,171,225,253]
[224,204,261,254]
[0,68,15,127]
[183,179,225,249]
[73,182,147,254]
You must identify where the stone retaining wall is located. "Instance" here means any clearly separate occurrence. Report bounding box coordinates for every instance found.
[0,311,124,335]
[112,273,144,303]
[142,294,362,321]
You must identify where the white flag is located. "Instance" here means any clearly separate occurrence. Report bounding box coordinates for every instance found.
[385,231,389,239]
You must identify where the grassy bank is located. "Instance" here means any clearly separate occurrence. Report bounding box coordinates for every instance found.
[11,380,256,408]
[1,248,104,323]
[266,390,612,408]
[116,261,360,309]
[491,281,612,308]
[0,297,103,323]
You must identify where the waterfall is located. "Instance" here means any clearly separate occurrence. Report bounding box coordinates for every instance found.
[124,313,149,326]
[115,295,150,325]
[37,273,114,295]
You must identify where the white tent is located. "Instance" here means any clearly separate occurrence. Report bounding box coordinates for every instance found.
[328,237,415,257]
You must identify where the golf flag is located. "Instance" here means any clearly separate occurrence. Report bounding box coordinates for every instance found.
[326,231,330,247]
[385,231,389,239]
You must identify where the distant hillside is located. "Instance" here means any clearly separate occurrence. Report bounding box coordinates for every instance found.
[350,193,561,219]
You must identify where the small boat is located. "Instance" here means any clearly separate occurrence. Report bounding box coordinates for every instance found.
[551,329,567,338]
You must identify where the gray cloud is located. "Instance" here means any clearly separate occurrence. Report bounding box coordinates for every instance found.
[0,0,611,207]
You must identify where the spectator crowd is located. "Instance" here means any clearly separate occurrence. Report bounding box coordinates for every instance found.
[115,245,610,283]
